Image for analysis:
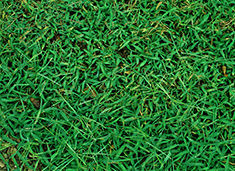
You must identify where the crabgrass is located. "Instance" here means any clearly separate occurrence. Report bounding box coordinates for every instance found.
[0,0,234,170]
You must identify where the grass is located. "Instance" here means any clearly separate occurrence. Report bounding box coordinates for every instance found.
[0,0,234,170]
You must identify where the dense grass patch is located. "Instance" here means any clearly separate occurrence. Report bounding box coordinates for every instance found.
[0,0,234,170]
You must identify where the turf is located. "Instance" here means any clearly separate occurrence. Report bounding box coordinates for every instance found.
[0,0,234,170]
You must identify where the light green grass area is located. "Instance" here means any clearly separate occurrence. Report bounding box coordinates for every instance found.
[0,0,234,170]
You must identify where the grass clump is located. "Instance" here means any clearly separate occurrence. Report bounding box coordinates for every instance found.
[0,0,234,170]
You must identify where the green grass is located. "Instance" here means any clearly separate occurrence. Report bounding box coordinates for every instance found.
[0,0,234,170]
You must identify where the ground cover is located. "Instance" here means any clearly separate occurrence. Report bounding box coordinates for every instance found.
[0,0,234,170]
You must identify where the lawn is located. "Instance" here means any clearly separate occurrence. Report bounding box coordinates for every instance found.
[0,0,234,170]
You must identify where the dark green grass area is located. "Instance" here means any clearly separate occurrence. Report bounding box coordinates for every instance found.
[0,0,234,170]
